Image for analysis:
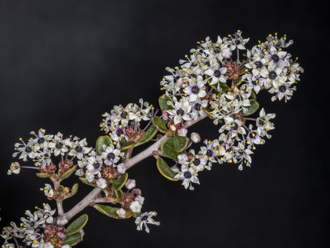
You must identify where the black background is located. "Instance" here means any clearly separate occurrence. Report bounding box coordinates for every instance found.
[0,0,329,247]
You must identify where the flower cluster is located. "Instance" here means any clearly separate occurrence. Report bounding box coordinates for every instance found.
[0,204,68,248]
[160,31,303,190]
[100,99,154,138]
[10,129,92,174]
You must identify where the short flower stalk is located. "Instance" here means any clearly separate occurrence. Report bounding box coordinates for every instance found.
[1,31,303,248]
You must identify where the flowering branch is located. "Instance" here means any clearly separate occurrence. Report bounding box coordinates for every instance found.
[2,31,303,248]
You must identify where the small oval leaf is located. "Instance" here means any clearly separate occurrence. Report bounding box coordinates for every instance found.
[112,173,128,191]
[120,140,136,151]
[243,100,260,116]
[63,232,82,246]
[36,172,52,178]
[138,125,157,145]
[96,136,112,155]
[93,204,132,219]
[161,137,180,160]
[156,157,179,181]
[173,132,188,153]
[59,166,77,181]
[159,95,173,112]
[79,177,96,187]
[66,214,88,236]
[153,116,167,133]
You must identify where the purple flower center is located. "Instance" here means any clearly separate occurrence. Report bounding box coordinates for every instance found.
[214,70,221,78]
[184,171,192,179]
[279,85,286,93]
[206,150,213,157]
[191,86,200,94]
[255,61,262,69]
[177,109,184,116]
[107,153,115,160]
[269,71,277,80]
[75,146,83,153]
[272,54,279,63]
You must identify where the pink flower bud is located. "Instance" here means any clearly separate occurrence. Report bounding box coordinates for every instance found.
[177,127,188,137]
[57,231,66,239]
[56,216,68,226]
[190,132,201,143]
[162,110,170,121]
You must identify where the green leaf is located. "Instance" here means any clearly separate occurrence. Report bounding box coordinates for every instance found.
[58,185,64,193]
[243,99,260,116]
[112,173,128,191]
[66,214,88,236]
[59,166,77,181]
[156,157,179,181]
[138,125,157,145]
[153,116,167,133]
[119,140,136,151]
[93,204,132,219]
[65,183,79,200]
[173,132,188,153]
[36,172,52,178]
[96,135,112,155]
[71,183,79,195]
[219,82,229,92]
[79,177,96,187]
[158,95,173,112]
[161,137,180,160]
[208,81,229,93]
[63,232,83,246]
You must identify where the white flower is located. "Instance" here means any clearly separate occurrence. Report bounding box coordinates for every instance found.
[174,165,200,190]
[135,211,160,233]
[183,76,207,102]
[68,138,91,160]
[168,97,192,125]
[256,108,276,138]
[204,64,227,85]
[7,162,21,175]
[40,184,54,198]
[101,145,121,166]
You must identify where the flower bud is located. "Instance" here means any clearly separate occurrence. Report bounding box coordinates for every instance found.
[96,178,107,189]
[169,124,177,132]
[57,231,66,239]
[177,127,188,137]
[117,164,126,174]
[162,110,169,121]
[116,208,127,218]
[130,201,142,213]
[134,195,145,205]
[125,179,136,190]
[132,188,142,196]
[190,132,201,143]
[57,216,68,226]
[177,153,189,165]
